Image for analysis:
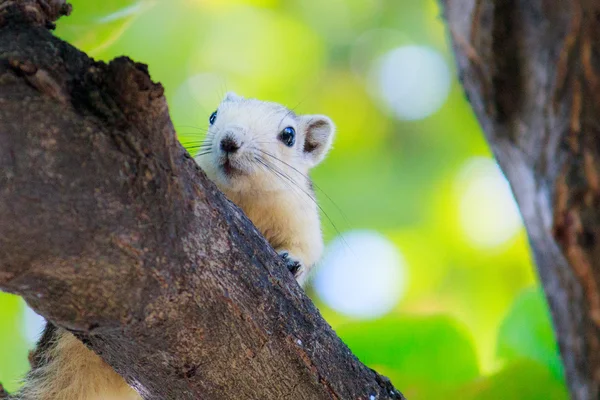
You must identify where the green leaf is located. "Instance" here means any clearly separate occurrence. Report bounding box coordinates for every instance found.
[55,0,152,57]
[0,294,30,393]
[458,359,568,400]
[337,315,479,395]
[497,286,565,379]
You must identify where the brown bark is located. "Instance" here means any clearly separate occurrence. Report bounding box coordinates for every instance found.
[0,1,404,399]
[443,0,600,399]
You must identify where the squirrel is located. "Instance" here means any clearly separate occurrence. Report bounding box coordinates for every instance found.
[195,91,335,285]
[13,92,335,399]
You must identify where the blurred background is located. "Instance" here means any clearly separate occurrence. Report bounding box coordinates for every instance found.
[0,0,568,398]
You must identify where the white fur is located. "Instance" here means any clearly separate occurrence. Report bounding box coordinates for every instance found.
[196,92,335,285]
[17,329,140,400]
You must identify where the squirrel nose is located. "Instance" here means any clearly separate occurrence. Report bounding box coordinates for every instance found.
[220,136,240,154]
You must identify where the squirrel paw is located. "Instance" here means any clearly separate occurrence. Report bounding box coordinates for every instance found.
[278,251,303,278]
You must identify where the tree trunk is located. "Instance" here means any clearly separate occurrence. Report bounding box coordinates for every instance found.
[443,0,600,399]
[0,1,404,399]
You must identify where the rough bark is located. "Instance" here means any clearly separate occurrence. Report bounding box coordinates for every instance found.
[0,1,404,399]
[443,0,600,399]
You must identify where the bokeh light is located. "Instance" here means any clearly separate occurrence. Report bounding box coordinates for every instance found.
[455,157,523,249]
[369,45,452,121]
[23,306,45,345]
[313,230,407,319]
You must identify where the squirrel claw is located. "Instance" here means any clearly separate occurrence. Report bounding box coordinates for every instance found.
[279,251,303,276]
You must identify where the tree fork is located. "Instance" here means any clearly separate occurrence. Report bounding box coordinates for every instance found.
[0,1,404,398]
[444,0,600,398]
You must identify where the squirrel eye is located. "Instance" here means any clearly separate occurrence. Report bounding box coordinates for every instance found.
[209,110,217,125]
[279,126,296,147]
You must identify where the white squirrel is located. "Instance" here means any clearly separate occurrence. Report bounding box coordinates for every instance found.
[14,93,335,399]
[195,91,335,285]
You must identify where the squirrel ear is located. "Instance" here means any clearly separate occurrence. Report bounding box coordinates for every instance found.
[299,115,335,167]
[224,91,243,102]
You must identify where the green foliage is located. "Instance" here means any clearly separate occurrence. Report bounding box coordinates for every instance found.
[458,360,568,400]
[55,0,144,57]
[338,315,479,399]
[0,296,29,392]
[497,287,565,380]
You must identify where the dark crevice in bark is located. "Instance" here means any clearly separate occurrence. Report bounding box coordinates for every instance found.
[491,0,522,127]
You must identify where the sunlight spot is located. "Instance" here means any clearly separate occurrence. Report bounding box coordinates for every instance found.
[456,157,523,249]
[23,305,46,345]
[314,230,406,319]
[369,45,451,120]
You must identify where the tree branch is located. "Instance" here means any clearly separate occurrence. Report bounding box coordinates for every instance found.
[443,0,600,398]
[0,384,8,399]
[0,1,404,398]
